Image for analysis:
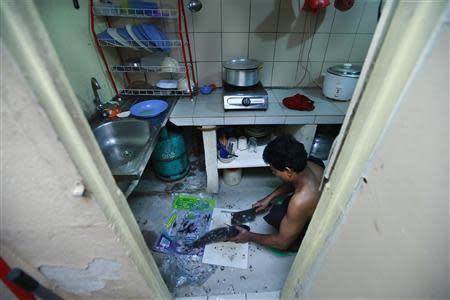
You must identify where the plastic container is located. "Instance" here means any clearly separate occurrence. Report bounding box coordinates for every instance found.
[223,168,242,186]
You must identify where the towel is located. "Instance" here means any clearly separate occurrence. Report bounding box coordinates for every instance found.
[282,94,315,111]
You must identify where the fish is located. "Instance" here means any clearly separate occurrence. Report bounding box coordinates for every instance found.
[187,225,250,249]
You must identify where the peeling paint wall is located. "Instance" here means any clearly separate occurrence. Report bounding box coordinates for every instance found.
[0,46,155,299]
[305,12,449,299]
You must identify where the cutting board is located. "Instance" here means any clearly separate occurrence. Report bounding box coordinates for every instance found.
[202,208,249,269]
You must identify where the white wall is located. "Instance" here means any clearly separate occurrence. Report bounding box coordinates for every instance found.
[177,0,380,87]
[305,13,449,299]
[35,0,122,117]
[0,46,154,299]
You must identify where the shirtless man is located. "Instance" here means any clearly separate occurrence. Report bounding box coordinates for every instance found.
[230,135,324,251]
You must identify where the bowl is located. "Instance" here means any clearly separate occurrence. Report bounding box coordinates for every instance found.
[178,78,195,91]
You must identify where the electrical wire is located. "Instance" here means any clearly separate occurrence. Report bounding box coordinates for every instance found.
[296,11,322,88]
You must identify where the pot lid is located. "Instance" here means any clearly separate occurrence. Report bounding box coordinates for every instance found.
[327,63,361,78]
[223,58,263,70]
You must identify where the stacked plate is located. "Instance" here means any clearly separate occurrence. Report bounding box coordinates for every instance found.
[97,24,171,53]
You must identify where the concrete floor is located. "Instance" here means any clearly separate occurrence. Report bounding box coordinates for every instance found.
[128,157,296,298]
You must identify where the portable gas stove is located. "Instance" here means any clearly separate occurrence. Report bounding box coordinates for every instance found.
[223,82,268,110]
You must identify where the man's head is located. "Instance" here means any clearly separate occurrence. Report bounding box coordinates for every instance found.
[263,135,307,182]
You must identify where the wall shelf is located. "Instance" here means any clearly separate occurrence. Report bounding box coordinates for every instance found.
[94,6,178,19]
[120,88,194,97]
[112,65,188,73]
[217,145,269,169]
[98,39,182,48]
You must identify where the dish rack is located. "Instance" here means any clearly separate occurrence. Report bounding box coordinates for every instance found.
[90,0,197,98]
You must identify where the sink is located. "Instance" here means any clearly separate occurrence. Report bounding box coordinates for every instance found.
[93,118,156,176]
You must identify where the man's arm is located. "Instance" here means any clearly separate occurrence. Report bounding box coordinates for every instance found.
[253,183,294,212]
[233,195,314,250]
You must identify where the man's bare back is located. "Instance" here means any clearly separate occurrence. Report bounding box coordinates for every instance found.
[231,134,325,251]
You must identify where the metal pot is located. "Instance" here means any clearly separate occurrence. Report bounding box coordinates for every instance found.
[323,63,361,101]
[223,58,263,87]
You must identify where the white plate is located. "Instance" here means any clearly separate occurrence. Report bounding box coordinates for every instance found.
[125,24,152,53]
[156,79,178,89]
[107,28,138,50]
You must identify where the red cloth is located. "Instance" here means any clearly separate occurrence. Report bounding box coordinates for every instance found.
[282,94,315,111]
[334,0,354,11]
[302,0,330,12]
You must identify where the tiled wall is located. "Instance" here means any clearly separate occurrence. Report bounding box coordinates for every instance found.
[161,0,380,88]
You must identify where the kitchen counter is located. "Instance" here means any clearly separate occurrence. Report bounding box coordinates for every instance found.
[168,87,349,193]
[170,87,349,126]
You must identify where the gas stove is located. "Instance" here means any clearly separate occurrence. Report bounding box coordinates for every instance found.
[223,82,268,110]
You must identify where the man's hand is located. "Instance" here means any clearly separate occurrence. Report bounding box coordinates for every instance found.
[230,225,251,243]
[252,197,271,213]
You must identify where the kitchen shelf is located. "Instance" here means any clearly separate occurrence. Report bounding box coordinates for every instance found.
[94,6,178,18]
[217,145,269,169]
[120,88,194,97]
[99,39,182,48]
[112,65,188,73]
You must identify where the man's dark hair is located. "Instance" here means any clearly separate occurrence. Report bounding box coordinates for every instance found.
[263,135,307,172]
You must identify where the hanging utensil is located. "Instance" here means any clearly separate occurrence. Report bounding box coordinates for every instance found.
[188,0,202,12]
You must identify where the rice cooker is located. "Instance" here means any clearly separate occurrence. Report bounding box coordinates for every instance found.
[323,63,361,101]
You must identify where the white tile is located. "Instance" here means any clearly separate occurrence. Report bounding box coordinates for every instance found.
[196,62,222,86]
[193,117,224,125]
[321,61,347,75]
[195,33,221,61]
[325,34,354,61]
[274,33,302,61]
[261,61,274,86]
[193,0,221,32]
[349,34,373,62]
[358,0,381,33]
[222,0,251,32]
[331,0,365,33]
[224,116,255,125]
[194,96,224,117]
[266,89,278,102]
[296,62,323,87]
[314,100,343,115]
[300,33,329,61]
[246,290,280,300]
[249,33,277,61]
[176,296,207,300]
[285,115,315,124]
[169,117,193,126]
[255,101,285,115]
[222,33,249,61]
[208,294,246,300]
[329,99,350,114]
[315,115,345,124]
[170,101,195,118]
[255,116,286,124]
[162,0,194,33]
[271,62,298,87]
[271,88,302,100]
[315,6,336,33]
[250,0,280,32]
[277,0,308,32]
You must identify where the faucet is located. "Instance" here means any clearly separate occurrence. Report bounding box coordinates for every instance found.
[91,77,102,110]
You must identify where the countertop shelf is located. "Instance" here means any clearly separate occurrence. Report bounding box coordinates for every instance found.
[217,145,268,169]
[170,87,350,126]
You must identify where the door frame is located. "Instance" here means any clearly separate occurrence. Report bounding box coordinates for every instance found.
[1,2,171,299]
[281,1,449,298]
[2,1,447,299]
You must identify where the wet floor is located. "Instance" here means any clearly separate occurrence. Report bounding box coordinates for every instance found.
[127,155,296,297]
